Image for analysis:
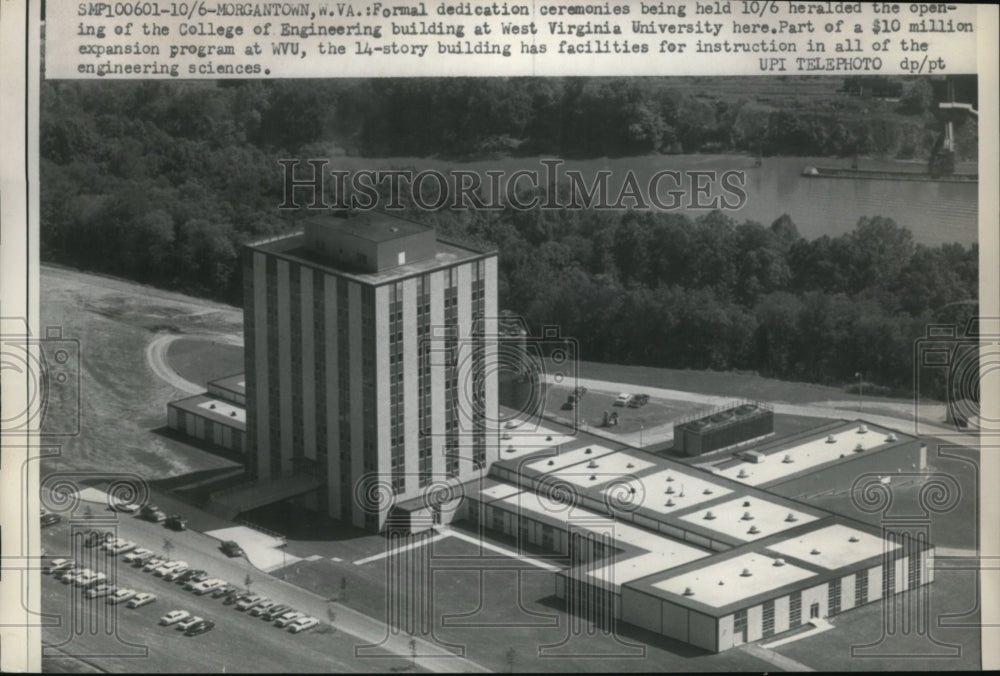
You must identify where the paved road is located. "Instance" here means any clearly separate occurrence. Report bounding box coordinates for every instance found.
[145,333,243,396]
[44,493,487,673]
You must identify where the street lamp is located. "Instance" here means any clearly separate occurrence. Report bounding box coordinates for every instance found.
[278,537,288,579]
[639,422,644,448]
[855,372,863,412]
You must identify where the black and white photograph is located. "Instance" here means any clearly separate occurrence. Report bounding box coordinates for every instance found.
[1,1,997,673]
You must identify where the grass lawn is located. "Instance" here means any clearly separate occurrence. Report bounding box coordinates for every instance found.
[166,337,244,388]
[773,568,980,670]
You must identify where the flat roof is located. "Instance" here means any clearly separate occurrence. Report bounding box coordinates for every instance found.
[651,551,816,609]
[497,427,578,461]
[250,232,492,285]
[581,546,709,590]
[546,452,656,488]
[521,444,619,474]
[676,495,819,543]
[169,394,247,429]
[208,373,246,396]
[713,421,909,486]
[766,523,900,570]
[605,468,734,517]
[302,212,430,243]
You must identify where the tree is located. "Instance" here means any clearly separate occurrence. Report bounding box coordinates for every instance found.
[244,573,253,593]
[162,538,174,559]
[505,647,517,673]
[340,576,348,602]
[408,637,417,667]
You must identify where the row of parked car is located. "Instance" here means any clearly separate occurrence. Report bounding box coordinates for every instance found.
[107,531,321,635]
[44,557,158,609]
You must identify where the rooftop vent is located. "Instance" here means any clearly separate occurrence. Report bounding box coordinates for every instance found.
[683,587,694,596]
[506,448,516,454]
[740,568,752,577]
[743,500,751,508]
[629,487,636,495]
[665,499,675,507]
[887,433,897,442]
[584,448,592,454]
[773,558,786,567]
[855,443,865,452]
[742,511,754,521]
[782,454,794,464]
[826,435,836,444]
[666,475,675,482]
[859,424,868,433]
[230,411,237,417]
[718,580,725,586]
[547,460,555,466]
[737,469,750,478]
[209,404,216,409]
[810,548,821,555]
[704,511,716,520]
[703,488,713,495]
[748,525,760,535]
[848,535,860,543]
[589,474,597,481]
[626,462,634,469]
[546,436,553,442]
[587,460,598,469]
[785,513,798,522]
[665,486,675,495]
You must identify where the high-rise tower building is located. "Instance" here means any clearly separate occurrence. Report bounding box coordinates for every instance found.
[242,212,499,531]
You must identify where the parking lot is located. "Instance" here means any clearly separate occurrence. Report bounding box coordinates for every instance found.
[40,516,417,672]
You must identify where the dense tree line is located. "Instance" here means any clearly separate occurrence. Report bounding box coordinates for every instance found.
[40,78,978,397]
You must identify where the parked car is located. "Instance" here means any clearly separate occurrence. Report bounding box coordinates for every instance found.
[222,592,243,606]
[165,515,188,531]
[249,600,275,617]
[73,571,100,587]
[235,595,263,611]
[108,540,137,556]
[184,620,215,636]
[79,573,108,590]
[211,584,235,599]
[44,558,73,575]
[126,592,157,609]
[56,567,85,583]
[175,615,204,632]
[261,604,290,621]
[613,392,630,407]
[153,561,186,577]
[159,610,190,626]
[192,579,225,595]
[142,557,166,572]
[288,617,319,634]
[220,540,244,558]
[175,569,200,584]
[85,583,113,599]
[123,548,152,564]
[41,513,62,528]
[108,588,136,605]
[274,611,305,628]
[163,565,190,582]
[111,502,141,514]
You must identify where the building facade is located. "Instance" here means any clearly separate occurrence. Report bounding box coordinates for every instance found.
[243,212,499,531]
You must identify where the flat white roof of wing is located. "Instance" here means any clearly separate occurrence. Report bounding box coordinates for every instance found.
[524,444,619,474]
[547,452,655,488]
[767,523,900,569]
[715,423,898,486]
[653,552,815,608]
[603,468,733,515]
[676,495,819,542]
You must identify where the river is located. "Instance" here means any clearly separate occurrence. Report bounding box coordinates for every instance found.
[325,153,979,247]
